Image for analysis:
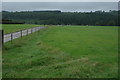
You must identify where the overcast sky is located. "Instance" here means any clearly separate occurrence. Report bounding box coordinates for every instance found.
[1,0,120,2]
[2,2,118,12]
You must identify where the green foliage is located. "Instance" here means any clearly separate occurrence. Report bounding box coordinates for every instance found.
[2,10,118,26]
[3,25,118,78]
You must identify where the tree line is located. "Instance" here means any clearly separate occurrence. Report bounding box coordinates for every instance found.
[2,10,119,26]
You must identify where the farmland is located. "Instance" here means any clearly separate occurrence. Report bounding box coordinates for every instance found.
[2,25,118,78]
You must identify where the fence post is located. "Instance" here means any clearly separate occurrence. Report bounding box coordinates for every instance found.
[27,29,28,36]
[2,30,4,47]
[21,30,22,38]
[31,28,33,34]
[33,28,34,32]
[0,30,3,49]
[31,28,32,34]
[11,33,12,43]
[38,27,40,32]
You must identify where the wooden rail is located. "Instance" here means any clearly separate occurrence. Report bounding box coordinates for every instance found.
[1,26,46,45]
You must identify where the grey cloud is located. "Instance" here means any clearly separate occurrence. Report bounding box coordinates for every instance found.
[2,2,118,12]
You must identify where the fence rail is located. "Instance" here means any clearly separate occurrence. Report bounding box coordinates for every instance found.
[2,26,45,43]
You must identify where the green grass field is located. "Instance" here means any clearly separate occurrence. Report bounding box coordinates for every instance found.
[3,25,118,78]
[2,24,42,34]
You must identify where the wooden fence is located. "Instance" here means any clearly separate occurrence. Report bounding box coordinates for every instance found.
[0,26,46,48]
[0,30,2,48]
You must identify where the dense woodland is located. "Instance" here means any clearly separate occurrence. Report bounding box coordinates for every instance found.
[1,10,119,26]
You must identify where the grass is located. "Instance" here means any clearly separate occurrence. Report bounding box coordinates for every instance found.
[3,25,118,78]
[0,24,2,30]
[2,24,42,34]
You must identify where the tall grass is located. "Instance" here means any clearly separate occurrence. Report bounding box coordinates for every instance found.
[3,25,118,78]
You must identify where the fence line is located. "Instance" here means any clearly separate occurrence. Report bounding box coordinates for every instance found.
[0,30,2,48]
[2,26,45,43]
